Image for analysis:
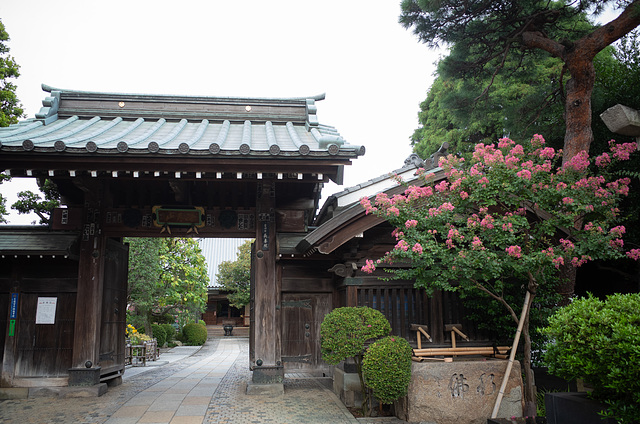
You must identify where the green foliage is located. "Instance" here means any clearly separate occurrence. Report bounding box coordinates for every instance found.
[182,322,208,346]
[161,323,176,342]
[0,19,24,127]
[362,336,413,404]
[216,240,252,308]
[400,0,640,162]
[320,307,391,365]
[11,179,61,224]
[320,307,391,417]
[151,324,167,347]
[126,238,209,333]
[543,293,640,424]
[0,19,24,223]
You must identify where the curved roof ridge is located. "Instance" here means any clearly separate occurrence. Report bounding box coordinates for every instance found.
[42,83,326,103]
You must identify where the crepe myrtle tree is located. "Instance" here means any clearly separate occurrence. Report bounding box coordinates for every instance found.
[361,135,639,416]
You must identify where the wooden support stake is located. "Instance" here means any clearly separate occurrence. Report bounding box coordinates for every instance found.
[491,290,531,419]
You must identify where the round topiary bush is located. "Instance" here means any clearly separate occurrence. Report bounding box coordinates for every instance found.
[543,293,640,424]
[362,336,413,404]
[320,306,391,365]
[182,323,208,345]
[151,324,167,347]
[161,323,175,342]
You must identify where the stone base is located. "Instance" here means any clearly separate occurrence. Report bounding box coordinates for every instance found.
[0,384,108,399]
[246,382,284,396]
[332,367,364,408]
[252,365,284,384]
[0,388,29,400]
[68,366,101,386]
[394,359,523,424]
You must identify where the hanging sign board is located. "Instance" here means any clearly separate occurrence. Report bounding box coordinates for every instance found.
[10,293,18,319]
[36,297,57,324]
[9,320,15,336]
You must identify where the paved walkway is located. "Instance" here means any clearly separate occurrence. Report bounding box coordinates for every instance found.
[0,338,404,424]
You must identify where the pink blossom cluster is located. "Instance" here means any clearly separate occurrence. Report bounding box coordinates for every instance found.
[609,225,626,237]
[361,259,376,274]
[412,243,423,254]
[405,219,418,228]
[559,238,575,252]
[471,236,485,250]
[571,255,592,267]
[506,245,522,258]
[626,249,640,260]
[565,151,590,173]
[396,240,410,252]
[609,141,637,161]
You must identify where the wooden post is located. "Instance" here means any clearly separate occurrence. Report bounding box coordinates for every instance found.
[251,181,283,384]
[70,202,106,384]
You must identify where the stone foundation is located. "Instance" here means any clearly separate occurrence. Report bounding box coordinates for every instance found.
[394,359,524,424]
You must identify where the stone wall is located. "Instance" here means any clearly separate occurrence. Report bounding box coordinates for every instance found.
[394,359,524,424]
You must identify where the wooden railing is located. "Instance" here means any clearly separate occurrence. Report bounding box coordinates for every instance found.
[124,339,159,367]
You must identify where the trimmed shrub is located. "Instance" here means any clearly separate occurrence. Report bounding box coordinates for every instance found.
[320,307,391,365]
[151,324,167,347]
[161,323,175,342]
[362,336,413,404]
[182,323,208,345]
[543,293,640,424]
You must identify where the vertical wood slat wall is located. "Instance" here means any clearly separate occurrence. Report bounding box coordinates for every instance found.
[340,283,492,344]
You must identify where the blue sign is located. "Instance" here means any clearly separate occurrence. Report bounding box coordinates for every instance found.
[10,293,18,319]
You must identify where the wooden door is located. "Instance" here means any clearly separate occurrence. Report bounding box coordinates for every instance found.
[281,293,331,374]
[99,239,129,377]
[14,292,76,378]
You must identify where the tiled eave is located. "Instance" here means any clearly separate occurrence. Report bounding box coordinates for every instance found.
[0,85,365,166]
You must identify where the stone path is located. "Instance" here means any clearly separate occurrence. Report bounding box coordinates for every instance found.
[0,338,404,424]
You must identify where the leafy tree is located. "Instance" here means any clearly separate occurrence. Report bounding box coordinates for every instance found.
[216,240,252,308]
[400,0,640,163]
[361,135,639,416]
[126,238,209,333]
[0,19,25,223]
[0,19,23,127]
[11,179,61,224]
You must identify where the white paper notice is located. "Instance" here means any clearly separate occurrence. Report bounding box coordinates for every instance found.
[36,297,57,324]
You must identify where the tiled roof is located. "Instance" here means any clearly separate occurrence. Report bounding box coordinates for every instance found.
[0,84,365,159]
[0,227,79,257]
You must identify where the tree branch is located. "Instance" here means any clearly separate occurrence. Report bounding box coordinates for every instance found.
[472,278,519,324]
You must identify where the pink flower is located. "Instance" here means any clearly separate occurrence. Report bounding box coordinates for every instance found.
[506,245,522,258]
[595,152,611,167]
[405,219,418,228]
[386,207,400,217]
[626,249,640,260]
[471,236,485,251]
[565,151,590,172]
[396,240,410,252]
[552,257,565,269]
[517,169,532,180]
[562,197,574,205]
[560,239,575,252]
[435,181,449,192]
[609,239,624,249]
[610,226,626,237]
[530,134,545,147]
[412,243,423,254]
[539,147,555,160]
[460,191,469,200]
[361,259,376,274]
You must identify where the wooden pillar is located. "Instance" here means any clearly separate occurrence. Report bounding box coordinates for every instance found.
[70,202,105,385]
[1,260,21,388]
[251,181,282,384]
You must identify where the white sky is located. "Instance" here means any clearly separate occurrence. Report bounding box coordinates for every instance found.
[0,0,441,224]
